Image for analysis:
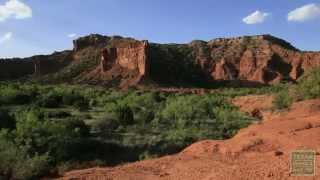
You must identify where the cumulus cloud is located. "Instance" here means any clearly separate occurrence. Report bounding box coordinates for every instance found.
[67,33,77,38]
[0,0,32,22]
[288,3,320,22]
[0,32,13,44]
[243,10,270,24]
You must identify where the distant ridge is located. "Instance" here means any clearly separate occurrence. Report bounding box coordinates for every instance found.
[0,34,319,88]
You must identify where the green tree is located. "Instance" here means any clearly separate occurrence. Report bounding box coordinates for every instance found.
[0,109,15,129]
[115,105,134,126]
[298,67,320,99]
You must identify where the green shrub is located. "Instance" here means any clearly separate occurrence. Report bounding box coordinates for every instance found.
[91,115,119,135]
[160,95,223,125]
[297,67,320,100]
[119,92,161,124]
[0,130,50,180]
[11,153,50,180]
[0,85,33,105]
[62,93,78,105]
[14,109,91,162]
[45,111,71,119]
[213,107,252,138]
[59,91,90,111]
[35,92,62,108]
[115,105,134,126]
[273,90,293,109]
[64,118,90,137]
[0,82,258,177]
[0,109,15,129]
[73,98,90,111]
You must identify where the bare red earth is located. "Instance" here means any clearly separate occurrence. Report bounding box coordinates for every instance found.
[59,96,320,180]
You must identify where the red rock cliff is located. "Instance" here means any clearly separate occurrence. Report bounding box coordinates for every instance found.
[189,35,320,85]
[100,40,149,77]
[70,35,150,87]
[1,34,320,88]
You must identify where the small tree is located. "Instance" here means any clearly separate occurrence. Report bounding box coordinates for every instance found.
[0,109,15,130]
[35,92,62,108]
[115,105,134,126]
[297,67,320,100]
[73,98,89,111]
[273,90,293,109]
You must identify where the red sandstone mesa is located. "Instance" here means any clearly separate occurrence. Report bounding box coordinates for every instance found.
[0,34,320,86]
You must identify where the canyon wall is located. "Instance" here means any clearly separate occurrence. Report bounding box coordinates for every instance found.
[205,35,320,84]
[0,34,320,87]
[100,40,149,77]
[0,51,73,80]
[33,51,73,76]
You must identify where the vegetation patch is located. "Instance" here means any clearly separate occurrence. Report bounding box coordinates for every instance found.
[272,67,320,110]
[0,82,271,179]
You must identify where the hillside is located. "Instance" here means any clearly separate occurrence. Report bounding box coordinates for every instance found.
[61,95,320,180]
[1,34,320,88]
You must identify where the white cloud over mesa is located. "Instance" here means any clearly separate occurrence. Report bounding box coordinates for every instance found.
[0,0,32,22]
[67,33,77,38]
[0,32,13,44]
[288,3,320,22]
[242,10,270,24]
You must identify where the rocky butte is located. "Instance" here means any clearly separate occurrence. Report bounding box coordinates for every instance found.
[0,34,320,87]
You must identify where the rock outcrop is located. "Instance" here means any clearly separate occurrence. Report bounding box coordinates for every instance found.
[71,35,150,87]
[33,51,73,76]
[183,34,320,85]
[0,34,320,87]
[100,40,149,77]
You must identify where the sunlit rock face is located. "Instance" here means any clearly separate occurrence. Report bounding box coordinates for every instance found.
[1,34,320,87]
[100,40,149,77]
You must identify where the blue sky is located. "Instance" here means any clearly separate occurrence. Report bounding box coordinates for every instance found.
[1,0,320,58]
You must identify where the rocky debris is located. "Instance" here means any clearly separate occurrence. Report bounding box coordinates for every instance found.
[251,108,263,120]
[274,150,284,156]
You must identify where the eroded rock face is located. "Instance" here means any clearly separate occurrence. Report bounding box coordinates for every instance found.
[0,51,72,79]
[33,51,73,76]
[100,40,149,76]
[1,34,320,87]
[188,34,320,85]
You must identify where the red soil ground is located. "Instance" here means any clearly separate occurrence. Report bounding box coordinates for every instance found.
[60,95,320,180]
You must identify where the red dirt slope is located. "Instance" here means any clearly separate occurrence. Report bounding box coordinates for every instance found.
[60,96,320,180]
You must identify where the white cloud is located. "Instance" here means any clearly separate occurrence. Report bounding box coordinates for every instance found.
[0,0,32,22]
[288,3,320,22]
[243,10,270,24]
[0,32,13,44]
[67,33,77,38]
